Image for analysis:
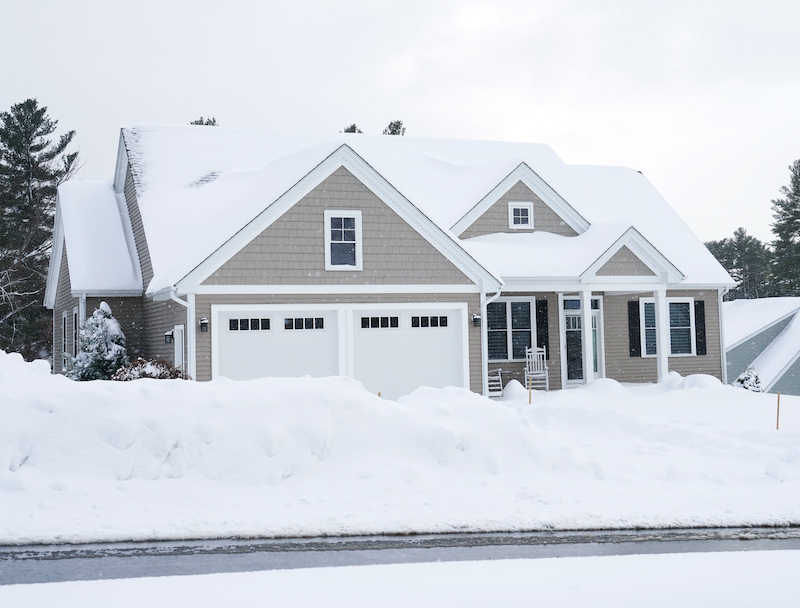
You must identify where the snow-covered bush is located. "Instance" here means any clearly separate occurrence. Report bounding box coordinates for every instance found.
[735,366,762,392]
[111,357,188,381]
[65,302,127,381]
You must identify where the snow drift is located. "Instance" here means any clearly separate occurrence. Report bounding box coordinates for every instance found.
[1,350,799,544]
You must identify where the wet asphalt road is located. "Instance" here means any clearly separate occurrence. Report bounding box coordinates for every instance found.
[3,527,800,585]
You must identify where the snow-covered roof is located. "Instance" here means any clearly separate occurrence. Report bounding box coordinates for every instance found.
[723,297,800,348]
[56,181,142,295]
[116,125,732,294]
[749,309,800,389]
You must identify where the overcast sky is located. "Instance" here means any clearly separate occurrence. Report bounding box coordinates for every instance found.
[3,0,799,243]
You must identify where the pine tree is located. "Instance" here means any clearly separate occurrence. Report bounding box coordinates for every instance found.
[771,159,800,295]
[190,116,218,126]
[66,302,127,381]
[382,120,406,136]
[705,228,772,300]
[342,124,363,133]
[0,99,77,359]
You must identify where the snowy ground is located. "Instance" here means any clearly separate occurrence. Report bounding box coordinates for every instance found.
[2,350,799,545]
[3,551,800,607]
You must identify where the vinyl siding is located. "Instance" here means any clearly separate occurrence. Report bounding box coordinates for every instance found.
[596,246,656,276]
[142,298,187,364]
[195,293,482,391]
[53,244,78,374]
[726,316,793,383]
[458,181,579,239]
[603,289,723,383]
[203,166,472,286]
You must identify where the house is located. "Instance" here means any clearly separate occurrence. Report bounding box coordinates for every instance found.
[45,126,735,398]
[724,297,800,394]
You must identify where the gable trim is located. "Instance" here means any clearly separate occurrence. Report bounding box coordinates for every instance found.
[581,227,685,285]
[44,202,66,309]
[175,145,502,294]
[451,163,590,237]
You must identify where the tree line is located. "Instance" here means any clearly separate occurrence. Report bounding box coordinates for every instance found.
[705,160,800,301]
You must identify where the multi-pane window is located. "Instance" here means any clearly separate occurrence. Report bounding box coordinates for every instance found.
[487,301,532,360]
[361,316,399,328]
[508,202,534,229]
[411,316,448,328]
[72,309,79,357]
[284,317,324,330]
[229,318,270,331]
[641,299,695,356]
[325,210,362,270]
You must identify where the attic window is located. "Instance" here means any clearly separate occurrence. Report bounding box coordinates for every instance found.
[324,210,363,270]
[508,202,534,230]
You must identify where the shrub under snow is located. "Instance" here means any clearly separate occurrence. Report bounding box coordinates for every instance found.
[65,301,127,381]
[735,366,763,392]
[112,357,188,381]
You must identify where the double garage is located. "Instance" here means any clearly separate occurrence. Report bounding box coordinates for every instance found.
[212,303,469,400]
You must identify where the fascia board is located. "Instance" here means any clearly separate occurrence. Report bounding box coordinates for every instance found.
[450,162,590,237]
[112,132,128,193]
[175,145,502,294]
[726,308,800,351]
[195,284,481,295]
[581,227,684,284]
[44,202,65,309]
[73,290,143,298]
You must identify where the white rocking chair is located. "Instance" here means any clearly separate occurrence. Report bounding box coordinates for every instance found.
[524,346,549,392]
[487,368,504,397]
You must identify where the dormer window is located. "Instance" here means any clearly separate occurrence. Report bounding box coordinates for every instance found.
[508,202,534,229]
[324,210,362,270]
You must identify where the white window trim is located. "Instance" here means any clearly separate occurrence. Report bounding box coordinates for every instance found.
[61,311,68,371]
[72,307,79,357]
[508,202,534,230]
[487,297,537,362]
[640,297,696,357]
[324,209,363,271]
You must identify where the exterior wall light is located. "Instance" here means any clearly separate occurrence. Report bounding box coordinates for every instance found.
[199,318,209,332]
[164,330,174,344]
[471,314,481,327]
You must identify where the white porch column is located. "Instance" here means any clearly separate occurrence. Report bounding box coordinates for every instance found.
[653,288,670,382]
[186,293,196,381]
[580,290,593,385]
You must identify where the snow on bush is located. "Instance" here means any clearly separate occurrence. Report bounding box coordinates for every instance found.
[735,366,763,392]
[112,357,188,381]
[65,301,128,381]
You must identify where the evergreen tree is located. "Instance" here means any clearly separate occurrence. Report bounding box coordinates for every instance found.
[190,116,218,126]
[0,99,77,359]
[66,302,127,381]
[342,124,363,133]
[705,228,772,300]
[771,159,800,295]
[382,120,405,136]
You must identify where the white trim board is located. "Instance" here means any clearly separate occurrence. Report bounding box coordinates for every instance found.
[451,162,590,237]
[195,284,481,295]
[175,145,502,295]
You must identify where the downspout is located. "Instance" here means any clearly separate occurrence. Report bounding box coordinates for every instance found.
[169,290,195,380]
[481,289,503,396]
[79,293,87,323]
[719,287,729,384]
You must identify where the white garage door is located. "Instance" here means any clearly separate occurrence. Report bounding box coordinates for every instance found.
[217,311,338,381]
[354,308,464,400]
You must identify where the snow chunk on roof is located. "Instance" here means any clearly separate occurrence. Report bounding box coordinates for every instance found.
[58,181,142,293]
[723,297,800,348]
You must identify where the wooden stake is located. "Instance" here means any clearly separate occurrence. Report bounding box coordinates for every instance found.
[378,392,381,398]
[777,392,781,431]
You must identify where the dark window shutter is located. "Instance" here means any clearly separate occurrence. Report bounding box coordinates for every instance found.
[628,301,641,357]
[536,299,549,359]
[694,300,706,355]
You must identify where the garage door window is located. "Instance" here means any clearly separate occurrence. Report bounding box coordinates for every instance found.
[285,317,324,330]
[361,316,399,328]
[229,318,270,331]
[411,316,447,328]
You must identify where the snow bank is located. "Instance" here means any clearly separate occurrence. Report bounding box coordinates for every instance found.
[1,352,799,544]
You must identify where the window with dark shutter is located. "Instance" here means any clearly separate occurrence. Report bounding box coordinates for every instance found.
[628,301,641,357]
[536,299,549,359]
[694,301,706,355]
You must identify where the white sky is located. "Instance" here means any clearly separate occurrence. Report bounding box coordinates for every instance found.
[2,0,799,243]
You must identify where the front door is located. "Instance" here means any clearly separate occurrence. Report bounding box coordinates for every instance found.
[562,298,604,386]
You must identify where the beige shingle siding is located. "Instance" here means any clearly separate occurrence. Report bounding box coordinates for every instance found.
[194,293,482,391]
[602,289,722,383]
[596,246,656,276]
[53,245,79,374]
[85,297,144,359]
[458,181,579,239]
[142,298,187,364]
[203,167,472,286]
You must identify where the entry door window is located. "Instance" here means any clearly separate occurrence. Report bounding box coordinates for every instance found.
[562,298,603,382]
[565,314,583,380]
